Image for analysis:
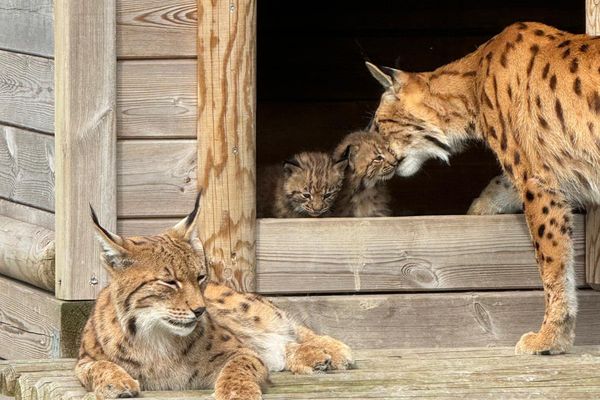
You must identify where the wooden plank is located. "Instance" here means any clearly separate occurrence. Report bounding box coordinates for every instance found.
[0,125,54,212]
[0,275,92,359]
[117,0,196,59]
[0,199,53,230]
[117,140,196,217]
[256,215,586,294]
[273,290,600,350]
[0,50,53,133]
[54,0,117,300]
[0,0,53,58]
[197,0,257,291]
[0,215,54,291]
[585,2,600,290]
[117,215,585,293]
[117,60,196,139]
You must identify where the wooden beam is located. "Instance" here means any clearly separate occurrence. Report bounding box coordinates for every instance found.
[197,0,257,291]
[0,199,54,230]
[585,1,600,290]
[0,215,54,291]
[117,215,586,293]
[0,124,54,212]
[0,50,54,134]
[54,0,117,300]
[0,275,92,359]
[256,215,586,294]
[0,0,53,58]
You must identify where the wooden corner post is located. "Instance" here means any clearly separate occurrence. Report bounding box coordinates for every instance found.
[55,1,117,299]
[586,0,600,289]
[197,0,257,292]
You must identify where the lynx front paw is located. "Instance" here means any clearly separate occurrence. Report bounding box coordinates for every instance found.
[286,343,333,374]
[515,331,571,355]
[310,336,354,370]
[214,381,262,400]
[93,373,140,399]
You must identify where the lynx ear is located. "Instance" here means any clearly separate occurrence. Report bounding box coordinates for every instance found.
[90,206,130,270]
[333,145,351,172]
[283,158,302,175]
[366,62,406,90]
[169,191,202,241]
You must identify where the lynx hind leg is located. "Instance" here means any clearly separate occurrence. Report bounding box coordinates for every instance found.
[468,174,522,215]
[286,326,354,374]
[515,179,577,355]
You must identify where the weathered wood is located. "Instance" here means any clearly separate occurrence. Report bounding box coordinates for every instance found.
[0,360,74,396]
[197,0,257,291]
[0,215,54,291]
[8,346,600,399]
[0,50,53,133]
[257,215,586,293]
[117,215,585,293]
[0,275,92,360]
[117,60,196,139]
[0,199,53,230]
[54,0,117,300]
[273,290,600,349]
[117,140,196,217]
[585,3,600,291]
[0,0,53,58]
[117,0,196,59]
[0,124,54,211]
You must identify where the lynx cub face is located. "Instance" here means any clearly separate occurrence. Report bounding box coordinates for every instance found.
[281,151,348,217]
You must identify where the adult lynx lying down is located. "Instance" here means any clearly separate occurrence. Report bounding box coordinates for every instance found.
[76,195,353,399]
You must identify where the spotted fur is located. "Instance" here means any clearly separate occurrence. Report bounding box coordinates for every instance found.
[333,131,396,217]
[367,22,599,355]
[257,152,348,218]
[76,195,353,399]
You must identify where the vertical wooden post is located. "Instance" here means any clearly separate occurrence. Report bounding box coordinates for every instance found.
[586,0,600,289]
[197,0,257,291]
[54,1,117,299]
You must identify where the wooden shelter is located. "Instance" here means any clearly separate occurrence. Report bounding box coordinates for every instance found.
[1,0,600,361]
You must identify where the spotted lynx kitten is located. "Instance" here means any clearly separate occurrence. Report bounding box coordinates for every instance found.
[333,131,397,217]
[366,21,600,355]
[257,151,348,218]
[76,195,353,399]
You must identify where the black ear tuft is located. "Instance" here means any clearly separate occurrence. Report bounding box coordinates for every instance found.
[90,204,113,239]
[185,191,202,228]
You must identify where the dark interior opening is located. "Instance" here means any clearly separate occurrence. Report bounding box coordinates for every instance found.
[256,0,584,216]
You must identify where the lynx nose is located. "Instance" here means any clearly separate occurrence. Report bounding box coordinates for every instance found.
[193,307,206,318]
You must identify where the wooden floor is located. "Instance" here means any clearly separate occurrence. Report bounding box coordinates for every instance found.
[2,347,600,399]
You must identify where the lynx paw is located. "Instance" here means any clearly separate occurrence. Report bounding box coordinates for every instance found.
[515,331,570,355]
[286,343,333,374]
[93,374,140,399]
[214,380,262,400]
[309,336,354,370]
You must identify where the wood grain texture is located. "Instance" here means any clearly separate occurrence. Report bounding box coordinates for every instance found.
[256,215,586,294]
[197,0,257,291]
[9,347,600,399]
[117,0,196,58]
[275,290,600,349]
[0,50,53,133]
[117,60,197,138]
[117,140,197,217]
[585,4,600,290]
[54,0,117,300]
[0,275,91,359]
[0,0,53,58]
[0,199,54,230]
[117,215,585,293]
[0,215,54,291]
[0,125,54,211]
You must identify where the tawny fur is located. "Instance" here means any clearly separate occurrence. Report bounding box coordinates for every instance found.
[468,174,522,215]
[76,198,353,399]
[332,131,396,217]
[257,152,347,218]
[367,22,598,355]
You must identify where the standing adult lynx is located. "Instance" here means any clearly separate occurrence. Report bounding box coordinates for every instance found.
[367,22,600,355]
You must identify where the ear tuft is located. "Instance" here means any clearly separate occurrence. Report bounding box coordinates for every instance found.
[185,191,202,230]
[168,192,202,241]
[90,205,130,270]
